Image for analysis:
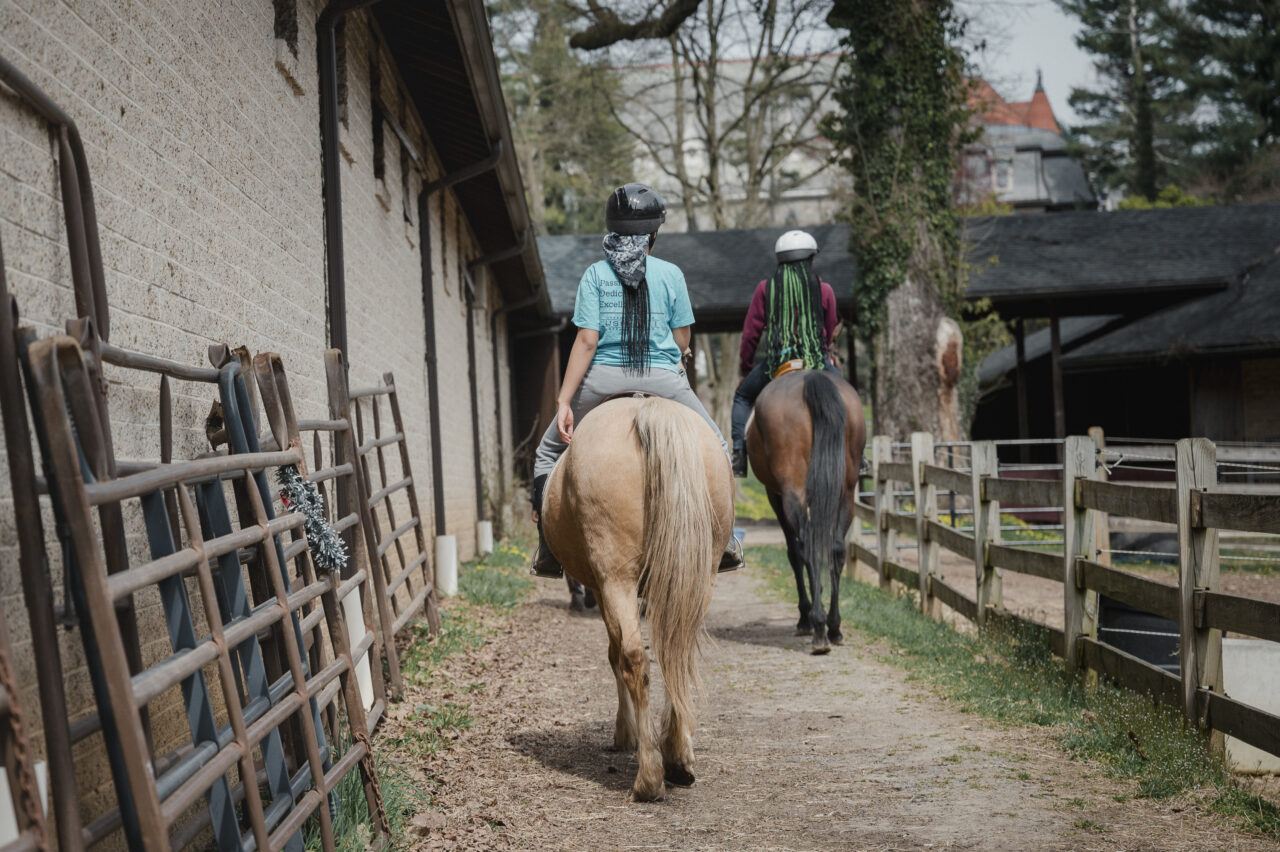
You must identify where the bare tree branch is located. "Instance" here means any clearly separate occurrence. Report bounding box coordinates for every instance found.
[565,0,704,49]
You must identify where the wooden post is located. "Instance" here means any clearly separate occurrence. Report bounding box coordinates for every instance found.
[1015,319,1029,464]
[1050,315,1065,463]
[971,441,1001,623]
[1176,437,1220,730]
[1063,435,1097,674]
[911,432,938,615]
[1089,427,1111,568]
[873,435,893,591]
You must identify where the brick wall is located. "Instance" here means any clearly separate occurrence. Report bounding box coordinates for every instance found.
[0,0,521,836]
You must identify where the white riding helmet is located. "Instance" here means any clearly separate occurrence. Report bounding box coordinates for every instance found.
[774,229,818,263]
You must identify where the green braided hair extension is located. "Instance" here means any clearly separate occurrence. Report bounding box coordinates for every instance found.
[763,258,825,373]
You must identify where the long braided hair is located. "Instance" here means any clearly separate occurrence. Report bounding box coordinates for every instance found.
[762,258,825,373]
[619,279,651,375]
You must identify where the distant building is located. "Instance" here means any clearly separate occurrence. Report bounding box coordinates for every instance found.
[958,74,1097,213]
[618,58,1094,231]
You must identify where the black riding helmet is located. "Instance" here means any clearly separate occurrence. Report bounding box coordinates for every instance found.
[606,183,666,235]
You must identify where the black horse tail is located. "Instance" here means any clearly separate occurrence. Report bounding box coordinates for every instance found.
[802,372,847,578]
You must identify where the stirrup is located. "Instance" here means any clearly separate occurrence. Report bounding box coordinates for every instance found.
[718,536,745,573]
[529,542,563,578]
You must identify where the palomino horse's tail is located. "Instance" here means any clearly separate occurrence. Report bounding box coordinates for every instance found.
[802,373,848,578]
[633,398,717,729]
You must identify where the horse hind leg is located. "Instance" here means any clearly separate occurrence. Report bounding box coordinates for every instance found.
[600,583,664,801]
[827,505,853,645]
[608,633,637,752]
[770,491,811,635]
[661,702,695,788]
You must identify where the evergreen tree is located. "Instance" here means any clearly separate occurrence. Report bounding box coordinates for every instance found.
[1054,0,1195,200]
[1171,0,1280,197]
[491,0,634,234]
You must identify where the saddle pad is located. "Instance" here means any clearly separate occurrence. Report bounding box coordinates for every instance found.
[771,359,807,379]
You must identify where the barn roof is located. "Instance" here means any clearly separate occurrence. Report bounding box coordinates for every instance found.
[964,202,1280,317]
[1064,249,1280,365]
[375,0,548,317]
[538,224,857,332]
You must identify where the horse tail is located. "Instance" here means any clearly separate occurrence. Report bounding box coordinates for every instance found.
[633,398,717,728]
[803,372,848,577]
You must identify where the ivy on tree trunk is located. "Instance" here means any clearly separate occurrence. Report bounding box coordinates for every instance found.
[821,0,975,440]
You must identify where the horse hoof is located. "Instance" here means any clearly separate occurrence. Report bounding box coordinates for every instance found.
[664,764,696,787]
[829,632,844,646]
[811,645,831,656]
[584,588,597,609]
[632,782,666,802]
[570,594,585,612]
[795,620,812,636]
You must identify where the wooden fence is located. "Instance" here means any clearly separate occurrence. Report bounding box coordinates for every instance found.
[853,432,1280,760]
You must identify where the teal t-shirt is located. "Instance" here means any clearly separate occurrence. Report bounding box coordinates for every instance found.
[571,257,694,373]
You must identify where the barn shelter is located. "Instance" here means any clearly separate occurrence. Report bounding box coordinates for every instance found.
[970,202,1280,443]
[537,202,1280,446]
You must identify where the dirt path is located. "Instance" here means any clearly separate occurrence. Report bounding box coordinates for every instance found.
[390,564,1278,851]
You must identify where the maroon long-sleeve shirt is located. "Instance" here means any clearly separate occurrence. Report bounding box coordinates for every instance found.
[739,278,839,376]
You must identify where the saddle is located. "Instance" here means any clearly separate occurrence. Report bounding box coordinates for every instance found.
[771,358,807,379]
[602,390,656,403]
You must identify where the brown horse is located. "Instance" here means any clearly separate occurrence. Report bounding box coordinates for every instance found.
[746,370,866,653]
[542,396,734,801]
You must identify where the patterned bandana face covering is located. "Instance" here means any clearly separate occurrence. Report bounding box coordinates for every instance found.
[602,232,649,289]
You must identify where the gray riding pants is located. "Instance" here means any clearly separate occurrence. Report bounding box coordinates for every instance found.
[533,364,729,480]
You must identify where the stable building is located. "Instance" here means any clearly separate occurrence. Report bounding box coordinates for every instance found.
[0,0,550,833]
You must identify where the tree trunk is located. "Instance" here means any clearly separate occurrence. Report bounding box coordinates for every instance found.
[873,228,962,442]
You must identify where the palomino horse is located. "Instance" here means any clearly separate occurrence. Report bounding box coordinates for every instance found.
[746,369,866,654]
[543,396,734,801]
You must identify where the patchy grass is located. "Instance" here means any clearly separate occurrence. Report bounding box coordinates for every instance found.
[750,543,1280,838]
[735,468,775,521]
[385,701,474,758]
[459,539,534,608]
[305,730,428,851]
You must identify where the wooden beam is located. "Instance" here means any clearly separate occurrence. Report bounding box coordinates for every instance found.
[971,442,1002,622]
[1076,479,1178,525]
[1015,319,1029,464]
[1197,590,1280,643]
[985,542,1063,582]
[873,436,894,591]
[1193,490,1280,536]
[1080,637,1182,706]
[912,432,938,614]
[929,576,978,622]
[1050,315,1065,456]
[1079,559,1180,622]
[925,519,974,557]
[1177,438,1220,728]
[982,476,1061,508]
[1063,435,1099,676]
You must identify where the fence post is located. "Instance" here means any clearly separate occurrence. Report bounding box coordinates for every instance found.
[872,435,893,591]
[911,432,937,615]
[1089,427,1111,568]
[971,441,1001,624]
[1063,435,1097,674]
[1176,438,1220,730]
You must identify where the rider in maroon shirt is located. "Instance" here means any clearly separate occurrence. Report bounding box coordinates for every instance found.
[731,230,842,477]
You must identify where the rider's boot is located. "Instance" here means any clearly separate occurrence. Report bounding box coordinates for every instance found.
[718,534,745,572]
[731,444,748,478]
[529,474,563,578]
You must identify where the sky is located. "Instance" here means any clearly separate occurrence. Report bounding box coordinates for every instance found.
[969,0,1098,129]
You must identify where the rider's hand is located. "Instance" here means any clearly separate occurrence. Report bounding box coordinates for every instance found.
[556,402,575,444]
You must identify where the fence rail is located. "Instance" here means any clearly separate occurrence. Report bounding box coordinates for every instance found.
[853,431,1280,763]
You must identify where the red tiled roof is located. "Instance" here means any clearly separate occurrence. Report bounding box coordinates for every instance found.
[969,77,1061,134]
